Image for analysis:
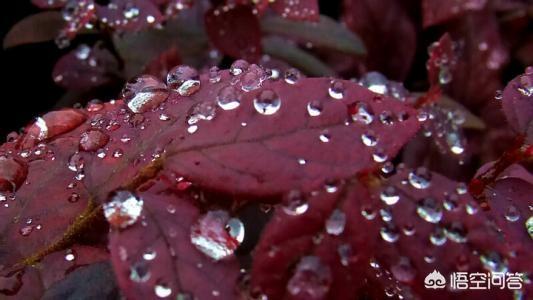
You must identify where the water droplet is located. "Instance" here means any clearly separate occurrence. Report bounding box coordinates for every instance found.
[328,80,345,99]
[287,256,332,299]
[429,227,447,246]
[75,44,91,60]
[241,65,266,91]
[68,152,84,172]
[154,282,172,298]
[325,209,346,235]
[79,129,109,152]
[438,66,452,85]
[284,68,301,84]
[380,186,400,205]
[443,194,459,211]
[526,216,533,240]
[166,65,200,96]
[209,66,221,83]
[380,223,399,243]
[319,131,331,143]
[361,131,378,147]
[480,251,508,273]
[282,190,308,216]
[143,249,157,260]
[130,261,151,283]
[230,60,249,76]
[416,197,443,223]
[112,149,124,158]
[348,102,374,125]
[159,113,171,121]
[306,100,323,117]
[444,222,467,243]
[391,257,416,283]
[408,167,432,189]
[187,101,217,125]
[361,207,376,220]
[217,86,240,110]
[65,249,76,261]
[254,90,281,115]
[379,111,394,125]
[123,4,140,19]
[68,192,80,203]
[359,72,388,94]
[505,205,520,222]
[122,75,169,113]
[190,210,243,260]
[103,190,143,229]
[372,149,388,163]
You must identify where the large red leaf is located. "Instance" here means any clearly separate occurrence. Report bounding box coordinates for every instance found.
[108,178,240,299]
[342,0,417,80]
[205,5,262,62]
[252,167,532,299]
[0,66,419,280]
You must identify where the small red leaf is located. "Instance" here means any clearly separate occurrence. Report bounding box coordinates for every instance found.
[205,5,262,62]
[108,179,240,299]
[422,0,488,28]
[342,0,417,80]
[501,68,533,134]
[3,12,64,49]
[52,44,119,90]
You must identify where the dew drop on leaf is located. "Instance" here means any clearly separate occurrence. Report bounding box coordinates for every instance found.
[282,190,309,216]
[380,223,400,243]
[79,129,109,152]
[416,197,443,223]
[103,191,144,229]
[361,131,378,147]
[217,86,240,110]
[284,68,301,85]
[390,257,416,283]
[166,65,200,96]
[306,100,323,117]
[325,209,346,236]
[286,256,332,299]
[230,59,249,76]
[154,282,172,298]
[525,216,533,240]
[130,261,151,283]
[359,72,388,94]
[253,89,281,115]
[504,205,520,222]
[408,167,432,189]
[380,186,400,205]
[122,75,169,113]
[328,80,345,100]
[190,210,243,260]
[348,102,374,125]
[444,222,467,243]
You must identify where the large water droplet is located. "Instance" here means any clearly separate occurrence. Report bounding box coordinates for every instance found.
[254,90,281,115]
[416,197,443,223]
[282,190,308,216]
[217,86,240,110]
[166,65,200,96]
[122,75,169,113]
[103,190,144,229]
[79,129,109,152]
[287,256,332,299]
[190,210,244,260]
[325,209,346,235]
[408,167,432,189]
[240,65,266,91]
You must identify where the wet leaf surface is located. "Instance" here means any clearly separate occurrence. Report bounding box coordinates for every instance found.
[3,12,65,49]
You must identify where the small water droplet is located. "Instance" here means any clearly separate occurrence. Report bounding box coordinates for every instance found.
[361,131,378,147]
[143,249,157,260]
[328,80,345,99]
[253,90,281,115]
[68,152,84,172]
[348,102,374,125]
[307,100,323,117]
[416,197,443,223]
[391,257,416,283]
[325,209,346,235]
[79,129,109,152]
[480,251,508,273]
[209,66,221,83]
[380,186,400,205]
[282,190,308,216]
[284,68,301,84]
[166,65,200,96]
[429,227,447,246]
[65,249,76,261]
[525,216,533,240]
[187,101,217,125]
[130,261,151,283]
[505,205,520,222]
[319,131,331,143]
[154,282,172,298]
[408,167,432,189]
[444,222,467,243]
[230,60,249,76]
[380,224,399,243]
[359,72,388,94]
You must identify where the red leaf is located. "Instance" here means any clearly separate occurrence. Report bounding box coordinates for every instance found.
[0,245,109,297]
[342,0,417,80]
[422,0,488,28]
[501,68,533,134]
[108,179,240,299]
[270,0,320,22]
[143,46,182,81]
[427,33,458,88]
[3,12,64,49]
[252,167,531,299]
[95,0,164,32]
[0,66,419,281]
[205,5,262,62]
[52,44,120,90]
